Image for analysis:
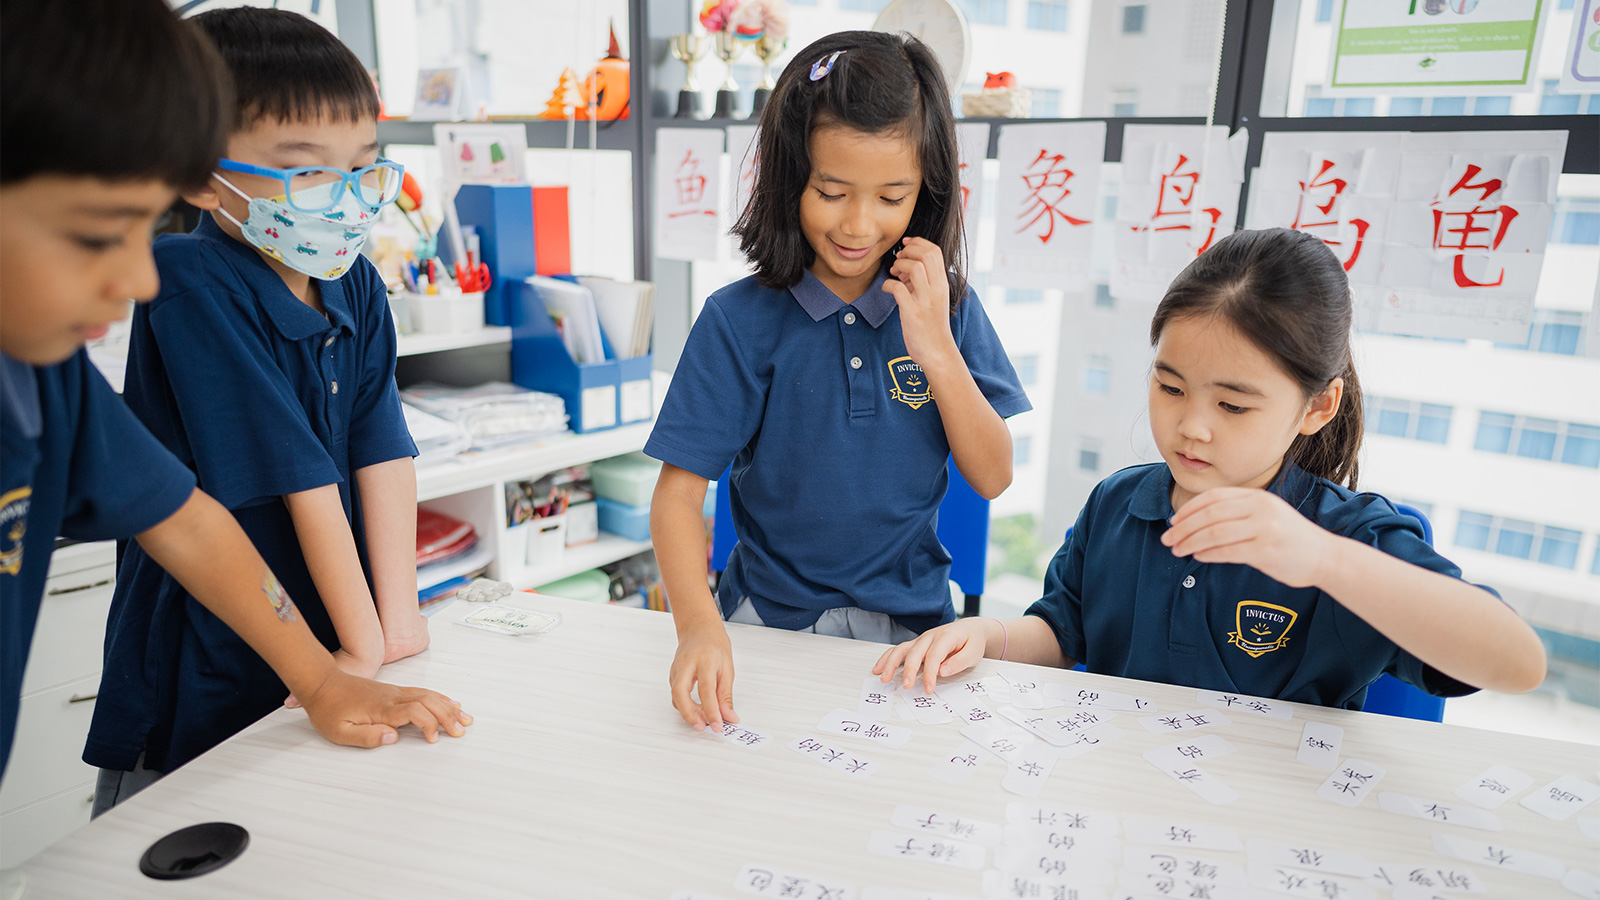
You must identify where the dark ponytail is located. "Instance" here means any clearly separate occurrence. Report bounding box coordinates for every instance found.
[1150,228,1364,489]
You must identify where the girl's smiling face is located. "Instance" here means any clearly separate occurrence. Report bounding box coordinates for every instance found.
[1149,314,1343,511]
[799,124,921,301]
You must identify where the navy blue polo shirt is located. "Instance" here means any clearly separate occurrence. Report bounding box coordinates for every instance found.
[0,350,196,775]
[84,215,416,773]
[1026,461,1483,710]
[646,268,1030,634]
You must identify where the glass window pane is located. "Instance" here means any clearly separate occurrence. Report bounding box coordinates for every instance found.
[1414,405,1451,444]
[1515,419,1558,460]
[1561,425,1600,468]
[1389,97,1425,116]
[1014,354,1041,386]
[1342,97,1374,117]
[1032,88,1063,118]
[1558,212,1600,245]
[1593,545,1600,577]
[1007,288,1044,304]
[1537,323,1582,355]
[1084,356,1111,396]
[1473,96,1511,115]
[1538,527,1581,569]
[1305,96,1336,117]
[1121,5,1145,34]
[1495,520,1536,560]
[1454,511,1494,551]
[1015,434,1034,465]
[1078,447,1100,472]
[1541,81,1582,115]
[1376,406,1411,439]
[1093,283,1115,308]
[1315,0,1334,23]
[1430,97,1466,116]
[1474,412,1515,453]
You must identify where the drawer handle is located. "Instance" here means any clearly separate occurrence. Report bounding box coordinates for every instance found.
[68,692,98,704]
[48,577,114,596]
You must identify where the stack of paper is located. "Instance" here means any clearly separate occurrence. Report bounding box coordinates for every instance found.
[402,402,472,468]
[529,276,607,364]
[579,276,655,359]
[401,382,569,450]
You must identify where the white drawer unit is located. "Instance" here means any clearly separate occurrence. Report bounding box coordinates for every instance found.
[0,540,116,867]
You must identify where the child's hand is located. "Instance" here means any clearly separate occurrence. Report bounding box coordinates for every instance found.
[669,623,739,732]
[285,647,381,708]
[872,618,995,694]
[296,669,471,748]
[1163,486,1336,588]
[382,611,431,664]
[884,237,958,369]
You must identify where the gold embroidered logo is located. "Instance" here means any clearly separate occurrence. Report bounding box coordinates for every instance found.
[1228,600,1298,658]
[0,486,32,576]
[887,356,934,410]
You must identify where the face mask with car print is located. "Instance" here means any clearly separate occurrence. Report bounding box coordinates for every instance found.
[213,174,377,280]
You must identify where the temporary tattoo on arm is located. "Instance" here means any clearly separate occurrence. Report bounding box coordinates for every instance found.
[262,572,297,622]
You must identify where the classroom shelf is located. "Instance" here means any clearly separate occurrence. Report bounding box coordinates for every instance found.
[395,326,512,357]
[416,544,496,593]
[414,422,653,502]
[509,533,653,591]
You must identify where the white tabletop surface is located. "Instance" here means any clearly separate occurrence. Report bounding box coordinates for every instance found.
[19,596,1600,899]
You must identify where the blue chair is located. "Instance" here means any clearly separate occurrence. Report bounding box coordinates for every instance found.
[711,457,991,617]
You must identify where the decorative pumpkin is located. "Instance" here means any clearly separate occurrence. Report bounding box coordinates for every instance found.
[983,71,1017,89]
[576,21,630,121]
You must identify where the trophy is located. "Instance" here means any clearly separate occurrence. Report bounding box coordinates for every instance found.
[712,29,745,119]
[668,34,709,119]
[748,33,785,119]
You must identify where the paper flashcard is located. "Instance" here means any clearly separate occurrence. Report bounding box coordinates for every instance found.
[735,863,856,900]
[1125,850,1249,888]
[705,721,773,749]
[999,705,1116,747]
[1001,743,1061,798]
[999,671,1051,710]
[1431,834,1567,880]
[655,128,725,261]
[816,709,912,748]
[1124,819,1242,852]
[1112,125,1247,303]
[978,674,1013,704]
[1043,683,1156,712]
[990,121,1107,291]
[889,806,1003,846]
[1003,824,1120,856]
[1454,764,1534,809]
[785,735,877,778]
[1560,0,1600,95]
[725,125,760,228]
[1297,721,1344,771]
[1520,775,1600,821]
[898,682,957,725]
[1580,817,1600,842]
[1375,130,1567,343]
[992,846,1117,884]
[1195,690,1293,719]
[961,720,1036,764]
[1005,803,1120,836]
[1318,759,1387,807]
[867,830,986,870]
[928,740,990,787]
[1564,869,1600,900]
[1138,709,1231,734]
[1144,735,1237,769]
[858,675,895,721]
[936,677,995,724]
[1367,862,1487,893]
[1148,761,1238,805]
[955,122,991,267]
[981,870,1109,898]
[1245,840,1373,879]
[1248,862,1377,900]
[1378,793,1503,832]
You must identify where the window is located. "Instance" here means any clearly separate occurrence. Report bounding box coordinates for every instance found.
[1562,424,1600,468]
[960,0,1008,26]
[1364,397,1452,445]
[1475,413,1600,468]
[1341,97,1374,117]
[1014,434,1034,466]
[1014,354,1040,386]
[1093,283,1115,309]
[1121,4,1145,34]
[1516,418,1559,461]
[1497,309,1587,355]
[1007,288,1044,304]
[1026,0,1068,31]
[1110,88,1138,117]
[1032,88,1062,118]
[1560,0,1576,9]
[1083,356,1111,395]
[1473,412,1515,453]
[1389,97,1424,116]
[1457,511,1589,569]
[1473,96,1511,116]
[1430,96,1466,116]
[1551,199,1600,246]
[1541,80,1581,116]
[1592,544,1600,577]
[1078,439,1101,473]
[1314,0,1334,22]
[1304,86,1335,118]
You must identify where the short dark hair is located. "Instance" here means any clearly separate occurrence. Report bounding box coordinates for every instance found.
[733,31,967,306]
[0,0,232,189]
[192,6,379,129]
[1150,228,1366,489]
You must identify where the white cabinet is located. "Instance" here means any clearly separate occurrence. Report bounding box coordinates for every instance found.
[0,541,116,868]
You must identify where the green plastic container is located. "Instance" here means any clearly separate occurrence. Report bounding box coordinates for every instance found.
[590,452,660,507]
[532,568,611,603]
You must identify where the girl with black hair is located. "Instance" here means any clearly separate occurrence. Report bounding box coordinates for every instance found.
[646,31,1032,732]
[876,229,1545,709]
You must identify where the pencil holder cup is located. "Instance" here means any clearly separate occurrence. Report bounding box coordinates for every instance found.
[408,288,486,335]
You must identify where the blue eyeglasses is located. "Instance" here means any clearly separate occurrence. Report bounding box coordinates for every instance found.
[216,157,405,215]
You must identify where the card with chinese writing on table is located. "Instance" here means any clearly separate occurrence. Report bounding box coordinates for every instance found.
[704,722,772,749]
[1454,763,1533,809]
[1367,862,1486,893]
[866,830,985,870]
[928,740,989,787]
[1318,758,1387,808]
[1003,822,1120,856]
[1195,689,1293,719]
[1245,839,1373,879]
[1124,818,1241,852]
[1248,861,1377,900]
[1138,709,1230,735]
[1520,775,1600,821]
[1124,848,1249,886]
[654,127,724,262]
[889,805,1002,846]
[1430,833,1567,880]
[992,846,1117,885]
[785,735,877,778]
[734,863,856,900]
[989,121,1106,292]
[857,675,895,721]
[815,709,912,748]
[1379,792,1503,832]
[1000,742,1061,798]
[1005,802,1120,835]
[1042,683,1155,712]
[1297,721,1343,770]
[897,681,956,725]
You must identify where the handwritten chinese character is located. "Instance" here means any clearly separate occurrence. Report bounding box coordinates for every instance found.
[1131,154,1222,252]
[1429,163,1520,288]
[668,150,713,218]
[1016,149,1090,244]
[1289,157,1369,272]
[1167,827,1195,843]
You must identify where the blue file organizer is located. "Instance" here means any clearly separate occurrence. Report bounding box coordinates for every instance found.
[454,184,536,326]
[508,278,653,434]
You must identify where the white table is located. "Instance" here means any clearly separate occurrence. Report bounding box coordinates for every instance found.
[20,597,1600,898]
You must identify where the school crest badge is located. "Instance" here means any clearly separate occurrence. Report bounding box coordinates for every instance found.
[0,487,31,576]
[887,356,933,410]
[1228,600,1297,658]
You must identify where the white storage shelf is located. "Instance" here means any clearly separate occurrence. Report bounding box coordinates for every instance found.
[394,325,510,358]
[415,422,653,503]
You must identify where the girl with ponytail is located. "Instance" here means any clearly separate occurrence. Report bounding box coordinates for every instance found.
[874,228,1546,709]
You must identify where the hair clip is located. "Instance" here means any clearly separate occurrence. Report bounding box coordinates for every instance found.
[809,50,843,81]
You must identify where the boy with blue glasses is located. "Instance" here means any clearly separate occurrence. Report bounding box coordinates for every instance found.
[85,7,442,810]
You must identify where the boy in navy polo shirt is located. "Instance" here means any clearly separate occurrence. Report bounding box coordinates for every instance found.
[0,0,469,782]
[876,229,1545,709]
[82,7,454,809]
[649,33,1030,733]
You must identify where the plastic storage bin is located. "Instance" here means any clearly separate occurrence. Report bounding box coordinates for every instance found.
[590,453,660,507]
[408,289,485,334]
[596,498,650,542]
[565,500,599,546]
[525,514,567,569]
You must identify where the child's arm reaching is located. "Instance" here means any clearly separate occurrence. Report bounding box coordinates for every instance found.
[1164,486,1546,694]
[354,458,429,664]
[136,489,470,746]
[284,484,386,680]
[652,463,740,732]
[886,237,1014,500]
[872,615,1068,694]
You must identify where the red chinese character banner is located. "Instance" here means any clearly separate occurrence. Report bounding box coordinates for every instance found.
[1113,125,1248,303]
[956,122,992,272]
[990,121,1107,292]
[655,127,725,261]
[1382,131,1565,342]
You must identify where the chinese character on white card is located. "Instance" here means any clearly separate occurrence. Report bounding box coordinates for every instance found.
[705,722,772,749]
[1431,834,1566,880]
[1318,759,1387,808]
[1042,683,1155,712]
[654,128,724,261]
[866,830,986,870]
[1519,775,1600,821]
[992,846,1117,885]
[929,740,989,787]
[1378,792,1502,832]
[1453,764,1533,809]
[785,735,877,778]
[999,671,1050,710]
[1124,819,1241,852]
[1367,862,1485,893]
[960,720,1036,764]
[1296,721,1343,771]
[857,675,895,721]
[1003,823,1120,856]
[1248,862,1377,900]
[816,709,912,748]
[990,121,1107,292]
[1138,709,1231,734]
[1196,690,1293,719]
[1246,839,1374,878]
[889,805,1002,846]
[734,864,856,900]
[1005,803,1119,835]
[1149,761,1238,805]
[1143,735,1236,769]
[1125,849,1249,886]
[898,682,957,725]
[1001,743,1061,799]
[1562,869,1600,900]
